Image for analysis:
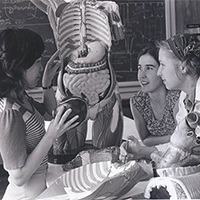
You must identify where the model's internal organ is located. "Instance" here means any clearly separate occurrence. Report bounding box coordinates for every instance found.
[57,161,147,199]
[62,146,120,171]
[151,129,200,168]
[63,41,110,106]
[62,23,111,105]
[69,41,106,64]
[51,0,124,154]
[55,97,88,126]
[63,68,110,105]
[58,1,113,60]
[144,176,200,199]
[59,2,113,105]
[151,102,200,168]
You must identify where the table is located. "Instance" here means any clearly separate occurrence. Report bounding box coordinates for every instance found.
[38,116,148,199]
[45,116,140,141]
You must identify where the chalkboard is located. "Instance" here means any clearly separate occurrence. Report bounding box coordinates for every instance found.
[110,0,166,81]
[0,0,56,64]
[0,0,165,82]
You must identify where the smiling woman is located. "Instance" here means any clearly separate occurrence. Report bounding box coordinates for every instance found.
[129,44,180,147]
[137,52,163,95]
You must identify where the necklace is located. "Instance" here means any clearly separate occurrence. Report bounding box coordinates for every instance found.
[150,101,165,120]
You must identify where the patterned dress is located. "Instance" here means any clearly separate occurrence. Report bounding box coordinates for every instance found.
[130,90,180,136]
[0,96,48,200]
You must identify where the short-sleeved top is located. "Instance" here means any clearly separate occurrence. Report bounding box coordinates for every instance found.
[0,96,47,170]
[130,90,180,136]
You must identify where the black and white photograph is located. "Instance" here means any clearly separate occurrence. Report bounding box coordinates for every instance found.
[0,0,200,199]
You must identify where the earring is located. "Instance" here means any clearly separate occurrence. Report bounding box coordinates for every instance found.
[180,65,187,75]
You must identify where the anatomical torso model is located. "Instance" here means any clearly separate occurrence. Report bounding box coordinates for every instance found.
[31,0,124,163]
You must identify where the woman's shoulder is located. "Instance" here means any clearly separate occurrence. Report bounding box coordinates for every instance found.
[0,98,26,132]
[0,97,28,119]
[131,90,147,100]
[130,90,148,109]
[0,98,27,170]
[0,97,20,112]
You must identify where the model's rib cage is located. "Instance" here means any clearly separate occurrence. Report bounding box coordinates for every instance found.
[58,1,112,59]
[58,161,111,193]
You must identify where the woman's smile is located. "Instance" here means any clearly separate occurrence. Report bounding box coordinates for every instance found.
[140,80,149,86]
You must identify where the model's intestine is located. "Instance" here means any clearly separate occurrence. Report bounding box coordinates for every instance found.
[56,0,122,106]
[47,0,124,151]
[62,41,111,105]
[63,68,110,105]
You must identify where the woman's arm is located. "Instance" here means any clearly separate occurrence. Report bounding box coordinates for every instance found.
[6,107,79,186]
[143,134,171,146]
[120,136,157,162]
[130,103,150,143]
[42,50,60,118]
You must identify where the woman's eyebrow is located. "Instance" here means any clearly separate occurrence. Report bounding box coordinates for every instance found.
[145,64,156,67]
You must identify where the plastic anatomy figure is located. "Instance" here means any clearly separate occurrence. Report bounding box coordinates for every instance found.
[151,101,200,168]
[31,0,124,158]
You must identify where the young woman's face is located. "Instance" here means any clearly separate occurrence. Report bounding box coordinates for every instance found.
[157,48,183,90]
[137,53,163,93]
[24,57,43,89]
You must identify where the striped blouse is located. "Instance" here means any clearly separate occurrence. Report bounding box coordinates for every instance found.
[0,96,47,170]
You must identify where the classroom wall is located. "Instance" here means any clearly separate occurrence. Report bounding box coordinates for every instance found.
[175,0,200,34]
[0,0,166,83]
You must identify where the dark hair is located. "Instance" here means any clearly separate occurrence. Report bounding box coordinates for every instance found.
[137,44,159,64]
[0,28,44,100]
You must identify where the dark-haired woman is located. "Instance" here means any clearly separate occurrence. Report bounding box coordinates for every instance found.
[0,28,79,200]
[130,44,180,147]
[120,34,200,162]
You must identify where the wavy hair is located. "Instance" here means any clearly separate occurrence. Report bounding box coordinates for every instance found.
[0,28,44,100]
[137,44,159,64]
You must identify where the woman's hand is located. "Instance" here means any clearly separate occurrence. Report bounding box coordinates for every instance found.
[46,106,79,141]
[42,50,61,87]
[119,135,144,162]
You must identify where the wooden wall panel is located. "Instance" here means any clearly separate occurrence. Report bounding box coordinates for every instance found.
[175,0,200,34]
